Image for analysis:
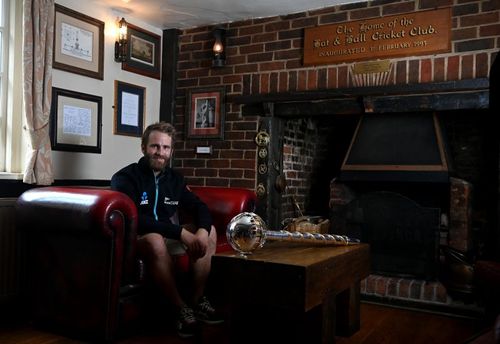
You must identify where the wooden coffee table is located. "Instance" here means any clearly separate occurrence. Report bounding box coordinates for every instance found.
[211,242,370,344]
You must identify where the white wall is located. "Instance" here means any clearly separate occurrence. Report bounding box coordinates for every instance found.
[52,0,162,180]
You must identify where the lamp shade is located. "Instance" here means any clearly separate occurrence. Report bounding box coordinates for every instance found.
[114,17,128,62]
[212,27,226,67]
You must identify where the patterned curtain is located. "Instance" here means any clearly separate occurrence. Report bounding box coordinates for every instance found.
[22,0,55,185]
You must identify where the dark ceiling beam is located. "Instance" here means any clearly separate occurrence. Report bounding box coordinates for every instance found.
[238,78,490,117]
[159,29,180,124]
[235,78,489,104]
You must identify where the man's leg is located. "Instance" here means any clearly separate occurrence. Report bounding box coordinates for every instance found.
[188,226,224,325]
[190,225,217,304]
[137,233,185,308]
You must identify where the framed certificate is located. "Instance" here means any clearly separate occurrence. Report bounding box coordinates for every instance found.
[50,88,102,153]
[114,81,146,137]
[53,4,104,80]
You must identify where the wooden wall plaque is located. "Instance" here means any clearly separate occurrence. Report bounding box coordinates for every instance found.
[303,8,451,66]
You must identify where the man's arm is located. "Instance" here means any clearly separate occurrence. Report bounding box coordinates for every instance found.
[177,184,213,258]
[180,227,208,260]
[179,185,213,235]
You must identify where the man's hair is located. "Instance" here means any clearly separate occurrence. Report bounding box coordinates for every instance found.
[141,122,176,148]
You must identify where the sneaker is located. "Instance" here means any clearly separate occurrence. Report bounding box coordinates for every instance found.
[177,305,200,338]
[194,296,224,325]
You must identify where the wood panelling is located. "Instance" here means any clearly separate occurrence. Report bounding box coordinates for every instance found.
[0,199,21,304]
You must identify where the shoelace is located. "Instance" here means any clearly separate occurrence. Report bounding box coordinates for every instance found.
[198,297,214,312]
[180,306,196,322]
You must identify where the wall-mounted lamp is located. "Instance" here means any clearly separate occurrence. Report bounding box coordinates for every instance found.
[212,27,226,67]
[114,17,128,62]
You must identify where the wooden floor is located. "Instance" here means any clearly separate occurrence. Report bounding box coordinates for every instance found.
[0,302,492,344]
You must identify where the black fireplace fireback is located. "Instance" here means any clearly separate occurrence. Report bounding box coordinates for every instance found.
[343,191,440,280]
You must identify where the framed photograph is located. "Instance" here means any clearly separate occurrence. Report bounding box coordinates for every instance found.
[53,4,104,80]
[122,23,161,79]
[50,87,102,153]
[186,87,225,140]
[114,81,146,137]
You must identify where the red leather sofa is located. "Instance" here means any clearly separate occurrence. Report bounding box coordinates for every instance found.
[16,186,256,341]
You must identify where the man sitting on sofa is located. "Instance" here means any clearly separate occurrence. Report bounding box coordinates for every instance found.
[111,122,223,338]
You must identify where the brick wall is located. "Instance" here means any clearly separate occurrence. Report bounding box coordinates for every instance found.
[174,0,500,190]
[282,119,320,218]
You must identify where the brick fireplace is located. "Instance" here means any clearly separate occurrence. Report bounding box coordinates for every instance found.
[170,0,500,308]
[278,109,489,308]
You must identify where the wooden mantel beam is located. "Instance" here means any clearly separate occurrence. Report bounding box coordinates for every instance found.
[237,78,490,117]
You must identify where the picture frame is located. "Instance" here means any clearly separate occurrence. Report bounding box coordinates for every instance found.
[53,4,104,80]
[114,81,146,137]
[50,87,102,153]
[185,87,225,140]
[122,23,161,79]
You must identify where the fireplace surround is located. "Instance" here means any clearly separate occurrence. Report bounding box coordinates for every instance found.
[236,76,497,307]
[236,78,493,234]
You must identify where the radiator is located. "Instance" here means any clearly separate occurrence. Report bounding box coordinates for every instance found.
[0,198,21,303]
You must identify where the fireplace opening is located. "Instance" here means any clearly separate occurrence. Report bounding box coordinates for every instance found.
[339,190,441,280]
[334,112,450,279]
[282,109,493,284]
[330,180,447,280]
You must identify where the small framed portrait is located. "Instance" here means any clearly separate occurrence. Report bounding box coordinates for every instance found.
[53,4,104,80]
[122,23,161,79]
[114,81,146,137]
[185,87,225,140]
[50,87,102,153]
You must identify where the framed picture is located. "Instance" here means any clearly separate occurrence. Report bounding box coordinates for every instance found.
[122,23,161,79]
[53,4,104,80]
[186,87,225,140]
[50,87,102,153]
[114,81,146,137]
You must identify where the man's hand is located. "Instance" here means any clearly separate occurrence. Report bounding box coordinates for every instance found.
[180,228,209,260]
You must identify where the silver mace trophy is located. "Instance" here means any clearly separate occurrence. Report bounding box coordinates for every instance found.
[226,212,360,256]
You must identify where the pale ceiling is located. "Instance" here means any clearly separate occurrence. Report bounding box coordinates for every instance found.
[95,0,365,29]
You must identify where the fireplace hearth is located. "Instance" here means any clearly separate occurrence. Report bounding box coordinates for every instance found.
[329,175,479,310]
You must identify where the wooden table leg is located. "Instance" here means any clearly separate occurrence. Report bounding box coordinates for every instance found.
[321,293,337,344]
[335,281,361,337]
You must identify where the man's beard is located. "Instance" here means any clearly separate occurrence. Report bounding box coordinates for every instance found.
[145,153,168,172]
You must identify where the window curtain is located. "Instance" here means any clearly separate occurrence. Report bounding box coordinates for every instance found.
[22,0,54,185]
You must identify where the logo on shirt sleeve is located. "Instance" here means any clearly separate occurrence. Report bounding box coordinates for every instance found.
[164,196,179,205]
[140,192,149,205]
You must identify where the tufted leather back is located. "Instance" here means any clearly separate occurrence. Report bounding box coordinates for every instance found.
[189,185,257,251]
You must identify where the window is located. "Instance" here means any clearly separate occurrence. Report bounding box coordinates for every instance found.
[0,0,8,171]
[0,0,23,178]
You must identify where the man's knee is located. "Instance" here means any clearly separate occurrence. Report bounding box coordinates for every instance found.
[138,233,168,259]
[209,226,217,250]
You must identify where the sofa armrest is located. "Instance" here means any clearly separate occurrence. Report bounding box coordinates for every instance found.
[15,186,138,340]
[17,186,139,280]
[16,187,137,235]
